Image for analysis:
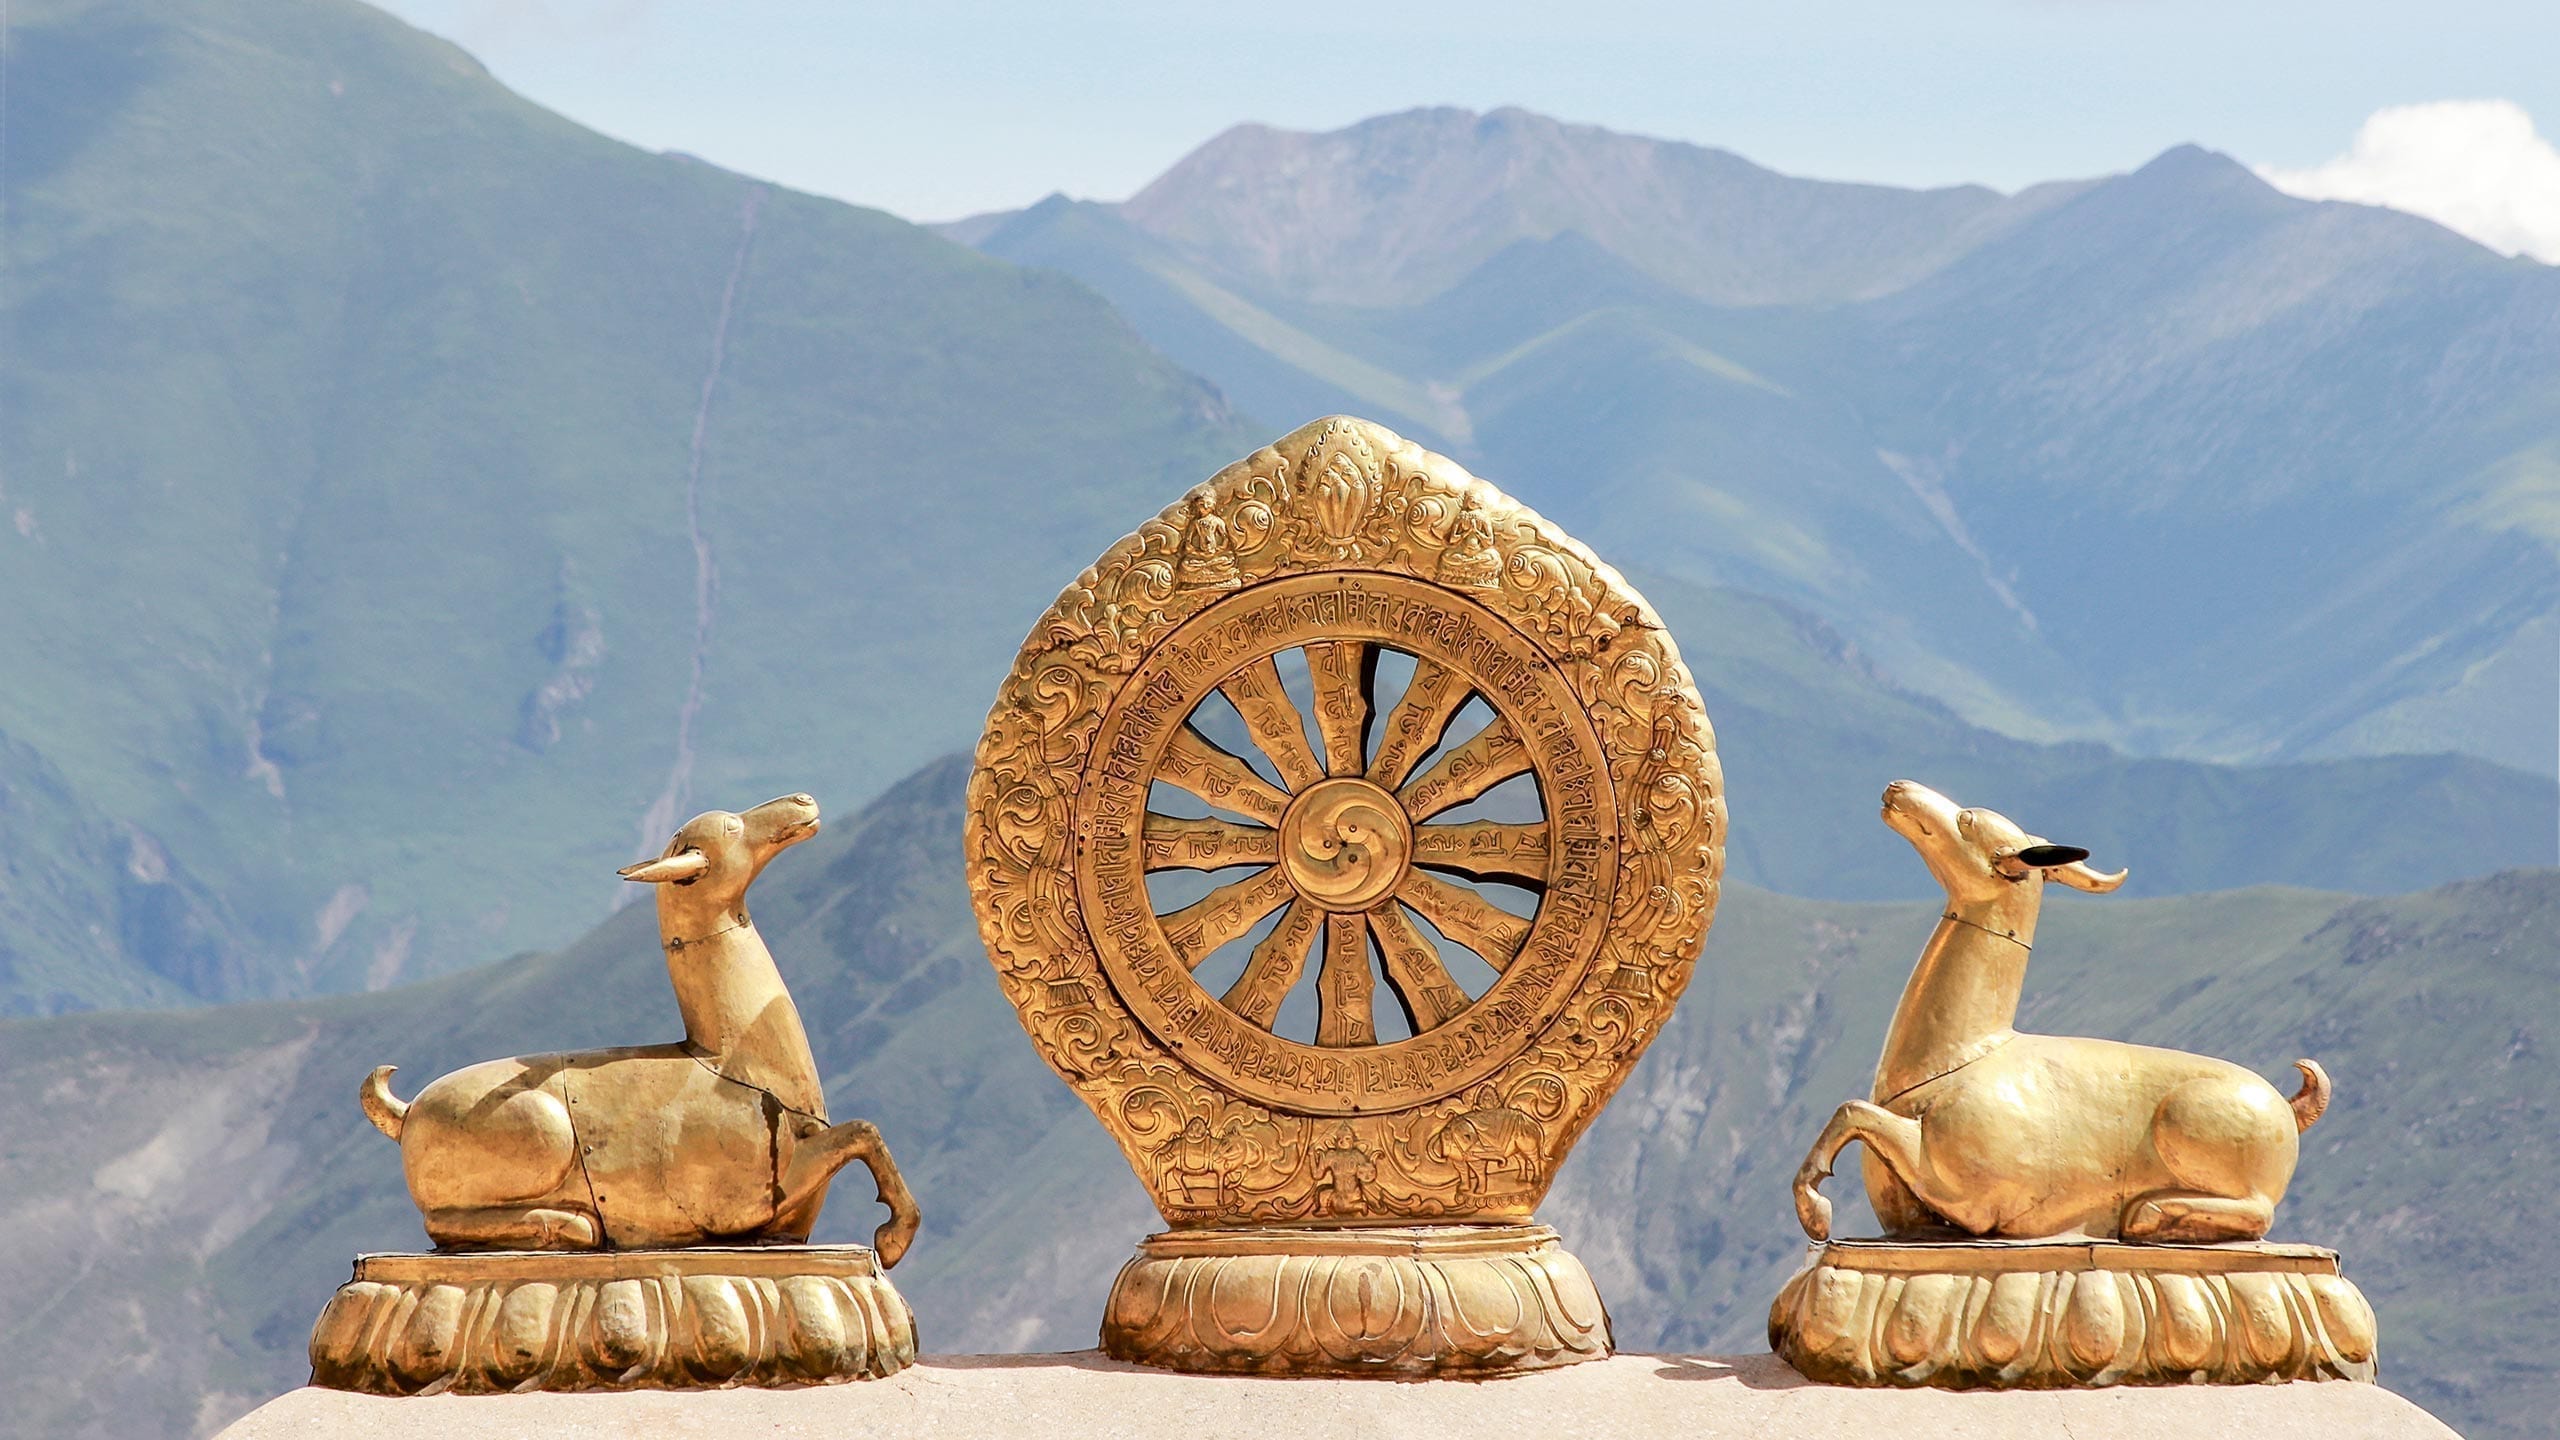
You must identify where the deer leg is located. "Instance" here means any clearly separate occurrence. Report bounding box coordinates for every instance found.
[423,1205,599,1251]
[2123,1077,2289,1241]
[780,1119,922,1267]
[2121,1192,2275,1242]
[1794,1100,1930,1240]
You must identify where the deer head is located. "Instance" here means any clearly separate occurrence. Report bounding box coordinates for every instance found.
[1880,780,2124,911]
[620,793,821,932]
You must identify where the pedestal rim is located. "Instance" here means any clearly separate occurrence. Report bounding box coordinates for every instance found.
[1137,1222,1560,1258]
[350,1243,884,1284]
[1810,1237,2343,1276]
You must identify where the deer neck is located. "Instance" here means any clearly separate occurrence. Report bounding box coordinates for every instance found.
[1873,886,2041,1102]
[660,902,828,1118]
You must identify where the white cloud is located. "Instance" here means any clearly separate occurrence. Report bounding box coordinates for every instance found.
[2258,100,2560,265]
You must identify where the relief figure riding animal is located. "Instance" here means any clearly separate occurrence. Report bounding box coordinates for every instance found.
[360,794,919,1261]
[1792,781,2329,1245]
[1429,1087,1544,1202]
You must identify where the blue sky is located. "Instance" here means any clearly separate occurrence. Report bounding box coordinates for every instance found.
[376,1,2560,254]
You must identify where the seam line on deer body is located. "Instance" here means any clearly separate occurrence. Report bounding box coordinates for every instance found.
[1940,911,2027,946]
[665,917,752,952]
[683,1049,827,1124]
[1876,1030,2017,1108]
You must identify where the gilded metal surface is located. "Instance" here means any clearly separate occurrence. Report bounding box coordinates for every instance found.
[1791,781,2331,1247]
[357,795,920,1258]
[1769,1240,2376,1388]
[965,416,1724,1228]
[308,1246,916,1394]
[1102,1224,1609,1375]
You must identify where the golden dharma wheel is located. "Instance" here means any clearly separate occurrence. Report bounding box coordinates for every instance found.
[967,417,1723,1231]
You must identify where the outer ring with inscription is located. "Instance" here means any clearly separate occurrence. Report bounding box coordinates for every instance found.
[967,415,1724,1227]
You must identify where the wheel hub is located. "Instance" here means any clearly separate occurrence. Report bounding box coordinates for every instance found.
[1278,777,1413,911]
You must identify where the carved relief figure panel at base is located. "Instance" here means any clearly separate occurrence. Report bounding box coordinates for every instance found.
[1770,780,2372,1390]
[966,415,1725,1376]
[311,794,924,1395]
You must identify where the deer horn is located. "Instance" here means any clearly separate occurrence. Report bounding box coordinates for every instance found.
[2048,858,2127,893]
[619,850,710,884]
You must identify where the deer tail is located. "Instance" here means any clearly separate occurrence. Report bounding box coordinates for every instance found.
[362,1065,410,1140]
[2289,1058,2331,1132]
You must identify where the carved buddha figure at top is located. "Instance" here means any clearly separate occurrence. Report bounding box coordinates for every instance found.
[1792,780,2332,1245]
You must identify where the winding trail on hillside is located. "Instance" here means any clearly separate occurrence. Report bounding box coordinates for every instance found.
[632,183,765,884]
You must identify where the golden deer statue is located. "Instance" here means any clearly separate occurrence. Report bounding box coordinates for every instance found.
[1792,780,2330,1245]
[359,793,919,1261]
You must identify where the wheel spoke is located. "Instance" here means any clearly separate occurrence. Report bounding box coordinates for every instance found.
[1157,866,1294,969]
[1143,815,1281,872]
[1397,871,1532,970]
[1304,640,1375,777]
[1159,725,1291,826]
[1368,902,1471,1034]
[1219,655,1326,792]
[1314,913,1377,1046]
[1398,718,1531,822]
[1366,658,1469,789]
[1410,821,1553,888]
[1221,901,1320,1027]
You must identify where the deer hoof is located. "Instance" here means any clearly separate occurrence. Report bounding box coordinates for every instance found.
[530,1208,599,1248]
[1795,1179,1834,1240]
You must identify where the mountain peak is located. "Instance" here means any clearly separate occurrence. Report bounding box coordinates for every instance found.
[1117,108,2074,308]
[2130,142,2269,191]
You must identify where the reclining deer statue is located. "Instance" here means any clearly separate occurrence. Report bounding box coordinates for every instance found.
[359,793,919,1262]
[1793,780,2330,1245]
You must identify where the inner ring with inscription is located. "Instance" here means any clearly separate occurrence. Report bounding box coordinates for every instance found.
[1075,570,1621,1117]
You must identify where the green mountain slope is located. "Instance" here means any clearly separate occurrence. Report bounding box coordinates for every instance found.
[0,760,2542,1438]
[1849,146,2560,769]
[1644,571,2555,899]
[0,0,1253,1011]
[962,109,2560,779]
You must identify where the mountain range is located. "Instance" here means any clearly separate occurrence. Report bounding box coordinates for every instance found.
[5,4,2551,1019]
[957,106,2560,779]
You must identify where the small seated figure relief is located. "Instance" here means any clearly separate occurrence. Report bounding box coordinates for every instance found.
[1175,488,1243,590]
[358,793,919,1260]
[1793,780,2330,1246]
[1433,491,1505,589]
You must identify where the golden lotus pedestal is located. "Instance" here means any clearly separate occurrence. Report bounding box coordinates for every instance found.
[1770,1238,2378,1389]
[1100,1223,1612,1376]
[308,1245,916,1395]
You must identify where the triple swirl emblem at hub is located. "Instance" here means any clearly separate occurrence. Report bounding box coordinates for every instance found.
[1279,778,1411,911]
[1073,570,1622,1116]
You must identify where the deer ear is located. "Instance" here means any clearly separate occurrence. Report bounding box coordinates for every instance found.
[2012,844,2091,869]
[619,850,709,884]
